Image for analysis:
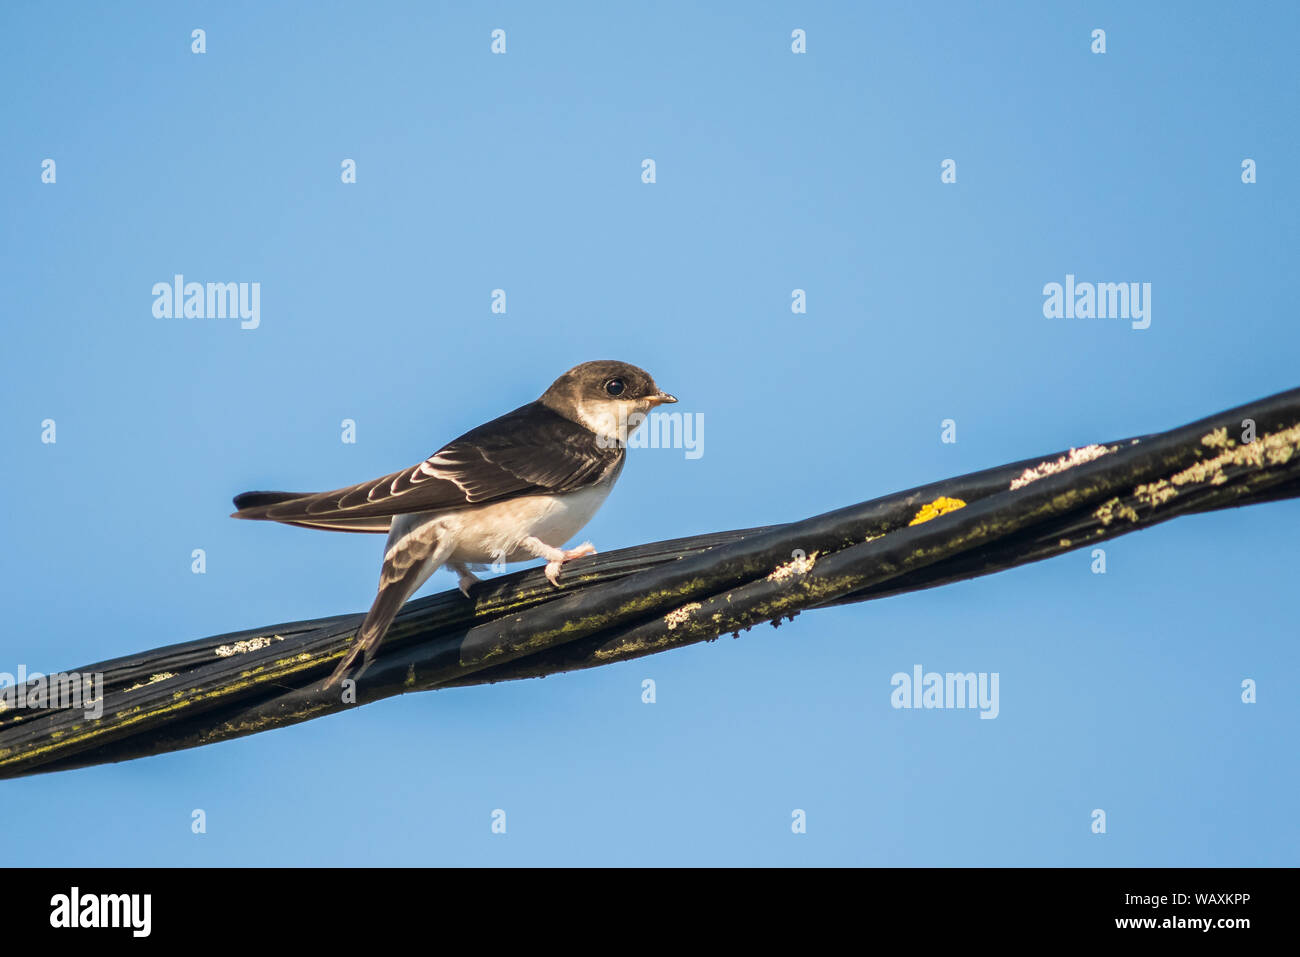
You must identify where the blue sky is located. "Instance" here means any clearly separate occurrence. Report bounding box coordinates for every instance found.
[1,0,1297,865]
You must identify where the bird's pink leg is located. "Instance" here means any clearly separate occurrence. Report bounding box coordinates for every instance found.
[447,562,481,597]
[522,537,597,587]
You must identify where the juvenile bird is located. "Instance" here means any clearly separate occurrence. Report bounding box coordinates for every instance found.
[231,360,676,689]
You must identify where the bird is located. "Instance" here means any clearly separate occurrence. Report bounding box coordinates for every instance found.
[231,360,677,690]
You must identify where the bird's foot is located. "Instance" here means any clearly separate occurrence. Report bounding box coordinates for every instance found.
[446,562,482,598]
[456,570,481,597]
[543,542,597,587]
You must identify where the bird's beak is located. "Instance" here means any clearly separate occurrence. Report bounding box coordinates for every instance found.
[648,391,678,407]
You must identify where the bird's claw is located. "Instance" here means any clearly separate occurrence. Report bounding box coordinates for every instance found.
[544,542,597,587]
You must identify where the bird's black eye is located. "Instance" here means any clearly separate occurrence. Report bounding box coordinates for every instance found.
[604,378,626,397]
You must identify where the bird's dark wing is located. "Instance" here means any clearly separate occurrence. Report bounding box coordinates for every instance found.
[231,401,623,529]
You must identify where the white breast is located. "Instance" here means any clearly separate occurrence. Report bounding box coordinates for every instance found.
[435,476,618,565]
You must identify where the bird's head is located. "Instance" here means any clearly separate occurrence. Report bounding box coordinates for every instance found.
[540,360,677,443]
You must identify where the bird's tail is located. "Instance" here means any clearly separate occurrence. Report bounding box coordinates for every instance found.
[323,528,439,690]
[324,587,410,690]
[232,490,307,512]
[230,488,392,533]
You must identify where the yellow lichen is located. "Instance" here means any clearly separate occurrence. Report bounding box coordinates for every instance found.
[1094,497,1139,526]
[1201,427,1231,449]
[1173,422,1298,489]
[909,497,967,526]
[1091,424,1300,522]
[0,647,325,771]
[1134,479,1177,507]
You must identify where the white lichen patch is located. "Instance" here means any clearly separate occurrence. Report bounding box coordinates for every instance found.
[1011,444,1113,490]
[123,672,178,692]
[664,603,702,631]
[767,551,817,582]
[214,635,283,658]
